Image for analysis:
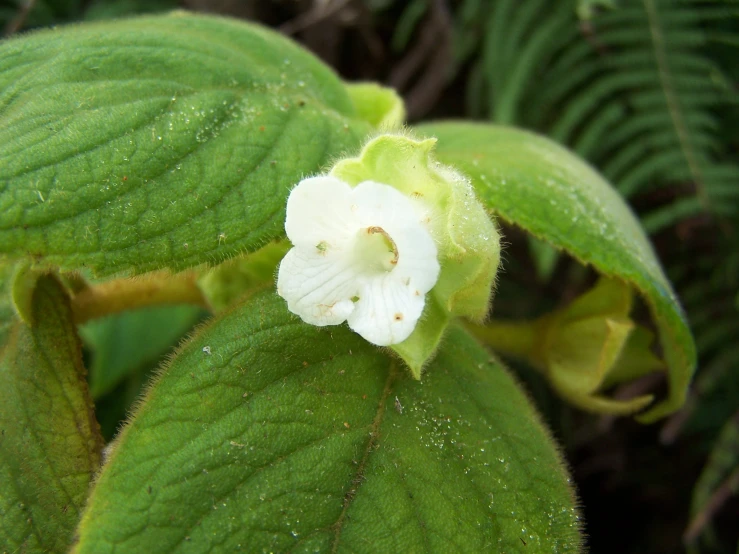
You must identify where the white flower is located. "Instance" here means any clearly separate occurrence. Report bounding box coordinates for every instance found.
[277,176,440,346]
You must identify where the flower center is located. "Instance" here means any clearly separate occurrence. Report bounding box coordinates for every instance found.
[356,226,399,274]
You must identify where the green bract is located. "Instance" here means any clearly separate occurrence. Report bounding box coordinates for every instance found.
[198,240,290,311]
[470,277,666,415]
[345,83,406,130]
[330,135,501,377]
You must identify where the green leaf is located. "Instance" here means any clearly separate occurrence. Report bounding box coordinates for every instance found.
[0,13,373,276]
[0,274,103,553]
[73,292,581,552]
[528,235,560,282]
[0,260,16,347]
[79,304,204,398]
[417,121,696,422]
[10,262,39,326]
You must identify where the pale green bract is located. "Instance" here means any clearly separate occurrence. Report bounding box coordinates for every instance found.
[319,134,502,378]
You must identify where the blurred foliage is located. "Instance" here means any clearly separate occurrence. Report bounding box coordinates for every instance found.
[1,0,736,552]
[1,0,81,32]
[79,305,205,399]
[0,0,176,32]
[84,0,179,20]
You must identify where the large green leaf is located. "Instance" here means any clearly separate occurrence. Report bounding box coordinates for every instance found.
[73,292,581,552]
[416,122,695,422]
[0,260,15,347]
[0,274,103,552]
[0,13,373,276]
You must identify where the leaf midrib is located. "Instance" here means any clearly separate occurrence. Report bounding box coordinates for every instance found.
[330,360,399,553]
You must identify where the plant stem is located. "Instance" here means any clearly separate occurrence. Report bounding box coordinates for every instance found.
[71,271,209,324]
[465,318,542,363]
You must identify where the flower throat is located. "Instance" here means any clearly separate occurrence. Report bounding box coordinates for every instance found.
[357,226,398,274]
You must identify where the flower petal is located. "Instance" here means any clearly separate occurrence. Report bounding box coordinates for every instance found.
[391,224,440,294]
[352,180,440,293]
[276,247,359,326]
[285,176,356,250]
[347,274,426,346]
[351,180,427,229]
[280,177,440,345]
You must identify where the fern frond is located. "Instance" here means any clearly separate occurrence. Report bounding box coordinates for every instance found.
[475,0,581,123]
[572,103,625,157]
[469,0,739,229]
[582,0,736,217]
[641,196,704,233]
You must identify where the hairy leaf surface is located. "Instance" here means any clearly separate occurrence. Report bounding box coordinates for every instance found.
[0,13,373,275]
[0,261,15,346]
[73,292,581,553]
[418,122,695,422]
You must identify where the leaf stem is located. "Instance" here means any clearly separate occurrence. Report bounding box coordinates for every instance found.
[465,319,541,363]
[71,271,210,324]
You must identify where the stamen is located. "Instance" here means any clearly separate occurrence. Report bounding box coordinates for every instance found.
[366,226,399,265]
